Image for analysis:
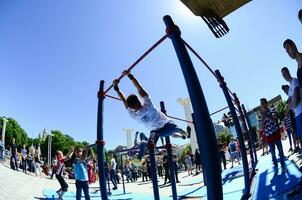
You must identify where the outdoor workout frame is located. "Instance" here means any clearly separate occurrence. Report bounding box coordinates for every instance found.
[96,15,256,200]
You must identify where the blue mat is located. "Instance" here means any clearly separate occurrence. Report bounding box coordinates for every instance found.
[43,188,136,200]
[43,188,175,200]
[253,155,302,200]
[177,166,246,199]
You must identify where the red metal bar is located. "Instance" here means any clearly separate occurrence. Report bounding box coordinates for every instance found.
[104,34,168,94]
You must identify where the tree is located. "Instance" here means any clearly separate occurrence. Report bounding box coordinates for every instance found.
[1,117,28,150]
[277,100,287,121]
[179,144,192,163]
[217,131,233,145]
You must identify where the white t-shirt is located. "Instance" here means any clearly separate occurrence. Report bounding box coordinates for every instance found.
[127,96,169,130]
[110,158,116,170]
[288,78,302,116]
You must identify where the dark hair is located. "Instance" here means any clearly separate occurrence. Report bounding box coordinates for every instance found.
[283,39,297,49]
[260,98,267,104]
[281,85,289,91]
[299,9,302,19]
[126,94,140,109]
[281,67,289,73]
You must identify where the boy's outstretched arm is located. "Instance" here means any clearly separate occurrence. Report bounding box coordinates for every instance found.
[122,70,148,98]
[112,79,128,109]
[64,147,74,161]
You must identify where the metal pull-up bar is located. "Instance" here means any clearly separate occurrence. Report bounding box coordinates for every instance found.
[104,34,169,94]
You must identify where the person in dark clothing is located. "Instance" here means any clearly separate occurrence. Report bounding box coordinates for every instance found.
[157,156,163,177]
[21,144,27,174]
[173,155,180,183]
[218,142,227,171]
[194,149,201,174]
[163,151,170,185]
[10,138,18,171]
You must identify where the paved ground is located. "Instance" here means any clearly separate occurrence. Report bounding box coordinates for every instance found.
[1,138,302,200]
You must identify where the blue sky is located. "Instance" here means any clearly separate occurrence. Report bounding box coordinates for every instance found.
[0,0,301,150]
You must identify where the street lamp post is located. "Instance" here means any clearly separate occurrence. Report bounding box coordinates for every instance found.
[47,133,52,166]
[1,118,8,157]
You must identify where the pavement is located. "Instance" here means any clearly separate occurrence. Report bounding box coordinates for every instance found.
[1,137,302,200]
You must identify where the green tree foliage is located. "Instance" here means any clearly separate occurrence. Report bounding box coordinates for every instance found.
[179,144,192,163]
[277,100,287,121]
[1,117,28,150]
[40,130,91,161]
[217,131,233,145]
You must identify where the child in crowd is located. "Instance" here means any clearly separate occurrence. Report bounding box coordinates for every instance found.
[55,148,74,200]
[113,70,190,159]
[73,147,94,200]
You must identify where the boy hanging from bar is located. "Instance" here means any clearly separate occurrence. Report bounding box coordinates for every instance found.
[113,70,190,160]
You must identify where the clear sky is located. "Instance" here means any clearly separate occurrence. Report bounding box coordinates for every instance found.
[0,0,301,150]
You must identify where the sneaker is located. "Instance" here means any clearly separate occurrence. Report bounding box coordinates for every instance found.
[182,135,186,140]
[288,148,293,152]
[187,126,191,138]
[56,189,62,196]
[112,186,117,190]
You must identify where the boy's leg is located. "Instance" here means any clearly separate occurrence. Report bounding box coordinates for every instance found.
[275,139,286,171]
[75,180,82,200]
[138,141,147,160]
[82,181,91,200]
[268,143,278,169]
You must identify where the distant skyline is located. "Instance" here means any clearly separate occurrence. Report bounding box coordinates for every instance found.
[1,0,301,149]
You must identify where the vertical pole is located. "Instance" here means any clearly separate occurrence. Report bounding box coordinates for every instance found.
[242,104,257,166]
[163,15,222,200]
[148,140,160,200]
[120,154,126,194]
[215,70,250,198]
[192,113,206,186]
[160,101,177,200]
[1,118,7,157]
[96,80,108,200]
[233,93,255,171]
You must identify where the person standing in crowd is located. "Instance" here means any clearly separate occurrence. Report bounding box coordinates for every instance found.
[282,84,299,152]
[172,154,180,183]
[141,158,149,182]
[259,127,269,156]
[163,150,170,184]
[109,154,118,190]
[0,140,4,163]
[283,40,302,87]
[184,153,193,175]
[218,141,227,171]
[260,98,287,174]
[157,155,163,178]
[34,149,43,178]
[55,148,74,200]
[281,67,302,148]
[73,147,94,200]
[21,144,27,174]
[228,139,240,168]
[194,149,201,174]
[87,160,95,184]
[10,138,18,171]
